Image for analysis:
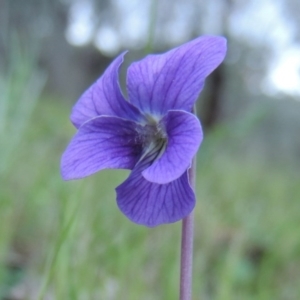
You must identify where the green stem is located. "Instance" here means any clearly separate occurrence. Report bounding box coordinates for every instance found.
[145,0,158,54]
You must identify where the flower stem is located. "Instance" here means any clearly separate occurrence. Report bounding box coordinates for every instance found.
[180,155,196,300]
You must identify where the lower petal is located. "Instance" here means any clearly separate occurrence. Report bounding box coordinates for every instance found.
[61,116,144,180]
[116,156,195,227]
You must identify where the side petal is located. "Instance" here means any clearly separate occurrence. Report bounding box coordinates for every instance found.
[116,156,195,227]
[71,52,142,128]
[61,116,144,180]
[127,35,227,115]
[142,110,202,184]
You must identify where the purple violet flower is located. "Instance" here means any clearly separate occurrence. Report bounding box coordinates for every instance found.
[61,35,227,227]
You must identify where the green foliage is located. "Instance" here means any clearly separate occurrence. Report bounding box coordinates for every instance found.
[0,34,46,174]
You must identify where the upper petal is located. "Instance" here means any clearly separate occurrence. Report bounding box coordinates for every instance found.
[116,154,195,227]
[127,35,227,115]
[142,110,202,184]
[71,52,142,128]
[61,116,144,180]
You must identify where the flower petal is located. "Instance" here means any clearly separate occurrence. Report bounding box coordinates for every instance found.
[127,35,227,115]
[142,110,202,184]
[61,116,144,180]
[71,52,142,128]
[116,154,195,227]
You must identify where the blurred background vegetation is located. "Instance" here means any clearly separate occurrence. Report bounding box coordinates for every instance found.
[0,0,300,299]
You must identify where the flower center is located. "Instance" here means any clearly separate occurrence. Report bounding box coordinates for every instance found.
[138,115,168,163]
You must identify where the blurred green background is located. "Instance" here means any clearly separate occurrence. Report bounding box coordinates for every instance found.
[1,0,300,299]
